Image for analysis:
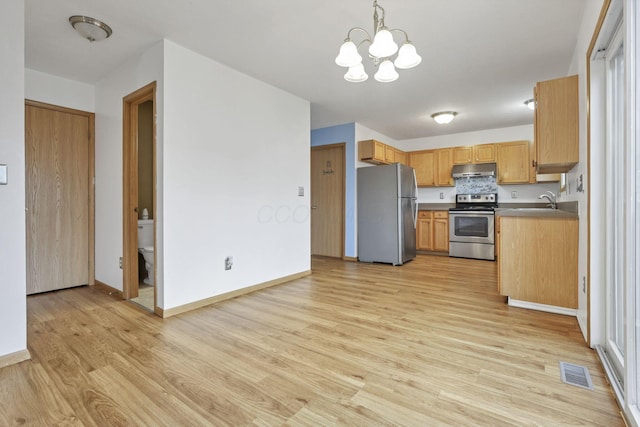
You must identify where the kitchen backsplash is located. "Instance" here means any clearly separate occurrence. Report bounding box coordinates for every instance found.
[454,176,498,194]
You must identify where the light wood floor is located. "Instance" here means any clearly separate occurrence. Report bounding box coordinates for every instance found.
[2,255,623,426]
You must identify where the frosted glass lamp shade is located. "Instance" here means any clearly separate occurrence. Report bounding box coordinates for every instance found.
[344,63,369,82]
[394,43,422,69]
[431,111,457,124]
[524,99,535,110]
[368,29,398,58]
[374,60,399,83]
[69,15,112,42]
[335,41,362,67]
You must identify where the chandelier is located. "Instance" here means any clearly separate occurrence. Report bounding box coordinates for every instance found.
[335,0,421,83]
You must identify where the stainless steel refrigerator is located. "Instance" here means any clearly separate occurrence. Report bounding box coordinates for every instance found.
[357,163,418,265]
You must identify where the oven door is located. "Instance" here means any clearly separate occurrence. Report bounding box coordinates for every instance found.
[449,211,495,244]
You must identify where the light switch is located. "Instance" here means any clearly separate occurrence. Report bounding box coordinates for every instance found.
[298,186,304,197]
[0,164,7,185]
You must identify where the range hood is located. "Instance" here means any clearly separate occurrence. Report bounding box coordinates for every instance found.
[451,162,496,178]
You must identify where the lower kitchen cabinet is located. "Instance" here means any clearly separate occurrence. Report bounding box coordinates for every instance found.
[497,215,578,309]
[416,210,449,253]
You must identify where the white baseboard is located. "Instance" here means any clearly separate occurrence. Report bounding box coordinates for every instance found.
[0,349,31,368]
[508,298,577,316]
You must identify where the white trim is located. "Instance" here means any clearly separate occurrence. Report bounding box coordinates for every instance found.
[507,298,577,316]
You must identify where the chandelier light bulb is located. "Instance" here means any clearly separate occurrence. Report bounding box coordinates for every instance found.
[344,63,369,82]
[374,60,399,83]
[394,43,422,69]
[335,41,362,68]
[369,29,398,58]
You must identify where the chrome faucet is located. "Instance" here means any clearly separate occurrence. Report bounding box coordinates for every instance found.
[538,191,557,209]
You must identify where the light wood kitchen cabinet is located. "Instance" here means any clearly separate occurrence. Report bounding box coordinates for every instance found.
[384,145,396,163]
[529,140,561,183]
[498,216,578,309]
[359,139,408,166]
[534,75,579,173]
[432,211,449,252]
[359,139,386,164]
[409,150,436,187]
[452,144,495,164]
[417,210,449,252]
[452,146,473,164]
[496,141,530,184]
[474,144,495,163]
[435,148,454,186]
[416,211,433,250]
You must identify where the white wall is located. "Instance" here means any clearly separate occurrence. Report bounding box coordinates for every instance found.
[397,125,560,203]
[566,0,607,342]
[93,41,164,305]
[0,0,27,358]
[25,69,95,112]
[162,40,310,309]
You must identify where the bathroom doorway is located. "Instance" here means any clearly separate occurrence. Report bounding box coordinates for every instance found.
[123,82,156,312]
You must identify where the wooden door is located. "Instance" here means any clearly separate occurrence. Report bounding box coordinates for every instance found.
[496,141,530,184]
[435,148,454,186]
[311,144,345,258]
[25,102,94,294]
[408,150,435,186]
[416,211,433,250]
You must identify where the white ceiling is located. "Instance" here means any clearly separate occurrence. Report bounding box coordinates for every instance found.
[25,0,586,141]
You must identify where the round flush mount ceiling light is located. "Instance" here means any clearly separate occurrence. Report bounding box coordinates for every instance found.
[431,111,457,124]
[524,98,535,110]
[69,15,113,42]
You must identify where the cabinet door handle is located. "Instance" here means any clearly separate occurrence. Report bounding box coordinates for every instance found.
[311,205,318,210]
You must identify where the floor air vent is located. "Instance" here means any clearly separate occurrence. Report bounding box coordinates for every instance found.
[559,361,594,390]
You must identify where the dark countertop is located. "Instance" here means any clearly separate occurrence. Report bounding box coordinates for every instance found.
[418,203,455,210]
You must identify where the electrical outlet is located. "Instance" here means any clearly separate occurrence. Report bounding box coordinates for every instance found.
[511,191,517,199]
[582,277,586,293]
[119,257,123,269]
[225,256,233,270]
[439,192,444,199]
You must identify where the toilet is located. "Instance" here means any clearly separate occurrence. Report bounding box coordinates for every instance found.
[137,219,154,286]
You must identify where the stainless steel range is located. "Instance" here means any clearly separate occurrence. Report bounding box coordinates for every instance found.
[449,193,497,261]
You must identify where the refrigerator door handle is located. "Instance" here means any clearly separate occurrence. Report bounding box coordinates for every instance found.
[412,169,418,196]
[412,169,418,228]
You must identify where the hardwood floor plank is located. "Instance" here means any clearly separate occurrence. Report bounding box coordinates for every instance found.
[1,255,624,426]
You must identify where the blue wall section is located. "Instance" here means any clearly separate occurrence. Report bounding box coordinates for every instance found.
[311,123,356,258]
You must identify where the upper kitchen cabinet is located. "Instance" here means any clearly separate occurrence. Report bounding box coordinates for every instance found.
[452,146,473,164]
[359,139,386,164]
[474,144,496,163]
[435,148,454,186]
[409,150,435,187]
[453,144,495,164]
[359,139,407,166]
[496,141,530,184]
[533,75,579,173]
[395,150,407,166]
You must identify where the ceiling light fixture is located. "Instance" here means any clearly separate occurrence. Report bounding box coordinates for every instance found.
[431,111,457,125]
[69,15,113,42]
[524,98,535,110]
[335,0,421,83]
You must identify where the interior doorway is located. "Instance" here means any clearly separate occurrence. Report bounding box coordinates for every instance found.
[25,100,95,294]
[310,144,345,258]
[122,82,156,312]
